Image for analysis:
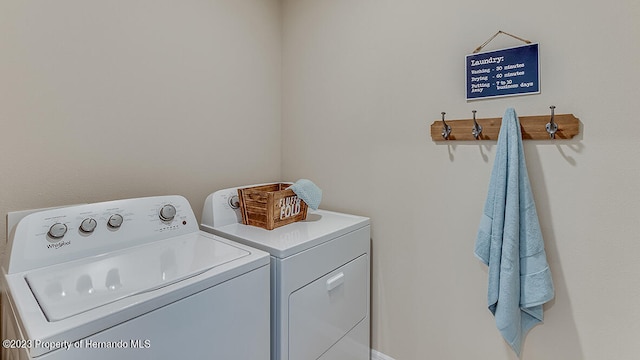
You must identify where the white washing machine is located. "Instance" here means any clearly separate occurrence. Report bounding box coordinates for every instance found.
[201,185,371,360]
[1,195,270,360]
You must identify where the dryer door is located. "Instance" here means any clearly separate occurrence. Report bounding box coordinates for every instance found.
[288,254,368,359]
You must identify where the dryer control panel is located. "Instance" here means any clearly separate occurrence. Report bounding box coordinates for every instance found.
[4,196,199,274]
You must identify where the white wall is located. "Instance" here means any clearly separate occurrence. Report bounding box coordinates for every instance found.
[0,0,282,245]
[282,1,640,359]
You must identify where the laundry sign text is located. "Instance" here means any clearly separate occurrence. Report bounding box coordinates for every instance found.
[466,43,540,100]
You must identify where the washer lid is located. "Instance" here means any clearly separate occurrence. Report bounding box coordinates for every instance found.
[25,233,250,321]
[207,209,370,258]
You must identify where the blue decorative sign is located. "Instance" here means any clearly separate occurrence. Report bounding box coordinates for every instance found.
[466,43,540,100]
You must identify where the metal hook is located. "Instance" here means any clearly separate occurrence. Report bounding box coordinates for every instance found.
[546,105,558,139]
[441,112,451,140]
[471,110,482,139]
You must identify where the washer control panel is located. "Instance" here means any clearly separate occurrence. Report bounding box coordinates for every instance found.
[5,195,199,274]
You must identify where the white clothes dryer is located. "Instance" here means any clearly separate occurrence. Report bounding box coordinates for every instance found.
[1,196,270,360]
[201,185,371,360]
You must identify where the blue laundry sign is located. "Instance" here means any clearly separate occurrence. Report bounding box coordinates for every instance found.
[466,43,540,100]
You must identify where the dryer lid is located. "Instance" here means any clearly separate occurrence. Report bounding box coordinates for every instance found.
[25,233,250,321]
[207,209,369,258]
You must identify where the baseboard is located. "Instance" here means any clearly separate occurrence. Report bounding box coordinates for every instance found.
[371,349,396,360]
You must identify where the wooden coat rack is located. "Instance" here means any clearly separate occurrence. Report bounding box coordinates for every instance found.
[430,108,579,141]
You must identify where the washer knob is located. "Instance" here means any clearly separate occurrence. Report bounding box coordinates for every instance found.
[48,223,68,239]
[80,218,97,233]
[107,214,124,229]
[159,204,177,222]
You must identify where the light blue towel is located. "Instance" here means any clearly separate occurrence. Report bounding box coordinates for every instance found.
[474,108,554,356]
[288,179,322,210]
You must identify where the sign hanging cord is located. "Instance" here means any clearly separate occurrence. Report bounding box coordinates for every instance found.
[473,30,532,53]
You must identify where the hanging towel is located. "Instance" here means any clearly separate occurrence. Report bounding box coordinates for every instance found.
[288,179,322,210]
[474,108,554,357]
